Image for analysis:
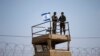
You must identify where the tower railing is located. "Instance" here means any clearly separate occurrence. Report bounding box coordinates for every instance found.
[31,21,70,38]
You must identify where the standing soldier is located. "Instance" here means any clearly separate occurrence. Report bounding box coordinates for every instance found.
[52,12,58,34]
[59,12,66,35]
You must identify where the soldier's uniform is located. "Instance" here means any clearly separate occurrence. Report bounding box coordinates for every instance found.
[52,14,58,34]
[59,13,66,35]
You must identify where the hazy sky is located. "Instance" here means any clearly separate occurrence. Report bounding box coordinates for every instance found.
[0,0,100,47]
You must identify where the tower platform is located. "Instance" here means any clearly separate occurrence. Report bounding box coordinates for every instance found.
[32,34,71,45]
[32,34,71,56]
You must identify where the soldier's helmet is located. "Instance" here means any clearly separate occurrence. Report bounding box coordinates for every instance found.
[61,12,64,15]
[54,12,56,15]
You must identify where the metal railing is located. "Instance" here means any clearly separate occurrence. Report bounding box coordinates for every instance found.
[31,21,70,38]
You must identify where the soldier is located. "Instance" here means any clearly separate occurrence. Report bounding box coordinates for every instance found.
[59,12,66,35]
[52,12,58,34]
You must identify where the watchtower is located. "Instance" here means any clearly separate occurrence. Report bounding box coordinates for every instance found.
[31,21,71,56]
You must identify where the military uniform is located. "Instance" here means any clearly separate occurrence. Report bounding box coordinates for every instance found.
[52,15,58,34]
[59,14,66,35]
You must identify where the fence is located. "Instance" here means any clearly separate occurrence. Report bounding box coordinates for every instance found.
[0,42,100,56]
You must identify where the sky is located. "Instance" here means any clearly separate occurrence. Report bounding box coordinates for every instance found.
[0,0,100,48]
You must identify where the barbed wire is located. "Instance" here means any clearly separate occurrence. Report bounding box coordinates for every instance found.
[0,42,100,56]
